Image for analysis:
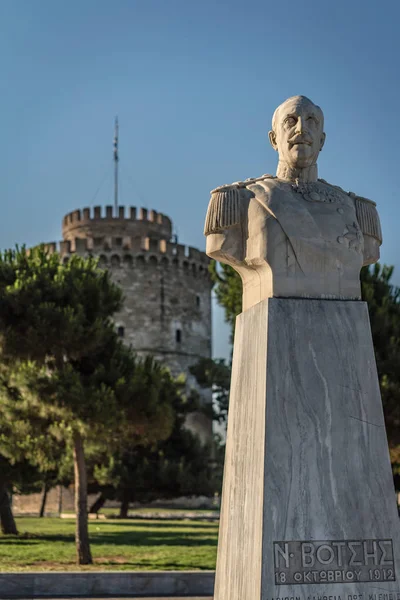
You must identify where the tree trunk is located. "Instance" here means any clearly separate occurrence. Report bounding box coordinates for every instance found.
[89,492,106,514]
[39,483,49,518]
[0,482,18,535]
[73,432,92,564]
[57,485,62,516]
[119,494,129,518]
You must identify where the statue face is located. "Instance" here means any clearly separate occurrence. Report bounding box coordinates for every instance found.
[269,97,326,169]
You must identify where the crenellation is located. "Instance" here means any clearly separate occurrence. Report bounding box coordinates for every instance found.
[41,237,210,275]
[75,238,88,253]
[60,240,71,254]
[139,207,148,221]
[62,206,173,249]
[143,237,159,252]
[166,241,176,255]
[188,247,201,261]
[175,244,186,257]
[46,242,57,253]
[161,214,172,229]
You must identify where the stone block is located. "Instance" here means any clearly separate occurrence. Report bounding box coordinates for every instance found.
[215,298,400,600]
[0,571,214,598]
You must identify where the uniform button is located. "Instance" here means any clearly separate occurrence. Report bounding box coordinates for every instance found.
[337,236,345,244]
[337,208,344,215]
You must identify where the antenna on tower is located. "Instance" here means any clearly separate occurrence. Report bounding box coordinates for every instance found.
[113,116,119,212]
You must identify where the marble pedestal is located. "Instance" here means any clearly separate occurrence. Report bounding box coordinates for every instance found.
[215,298,400,600]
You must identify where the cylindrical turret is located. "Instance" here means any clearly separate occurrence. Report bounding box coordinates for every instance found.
[62,205,172,243]
[51,205,213,443]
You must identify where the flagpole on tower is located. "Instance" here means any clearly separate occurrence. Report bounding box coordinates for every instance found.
[113,116,119,212]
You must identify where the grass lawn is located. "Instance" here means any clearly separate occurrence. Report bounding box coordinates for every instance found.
[62,507,219,516]
[0,517,218,572]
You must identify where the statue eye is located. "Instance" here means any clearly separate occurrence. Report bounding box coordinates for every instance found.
[285,117,296,127]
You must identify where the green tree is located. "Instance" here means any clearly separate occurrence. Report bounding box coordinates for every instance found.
[189,358,231,427]
[89,386,219,515]
[0,364,68,533]
[209,261,242,343]
[360,264,400,460]
[0,247,175,563]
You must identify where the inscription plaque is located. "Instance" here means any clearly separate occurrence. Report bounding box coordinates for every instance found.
[274,540,395,585]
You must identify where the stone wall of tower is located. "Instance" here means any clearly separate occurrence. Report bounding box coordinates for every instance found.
[44,205,213,443]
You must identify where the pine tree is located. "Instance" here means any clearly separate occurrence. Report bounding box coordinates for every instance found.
[0,247,176,562]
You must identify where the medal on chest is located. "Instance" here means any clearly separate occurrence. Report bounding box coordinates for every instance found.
[291,181,344,204]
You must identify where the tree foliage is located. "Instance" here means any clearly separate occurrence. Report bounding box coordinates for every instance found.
[0,247,178,562]
[209,261,242,343]
[86,381,220,515]
[189,358,231,426]
[360,264,400,460]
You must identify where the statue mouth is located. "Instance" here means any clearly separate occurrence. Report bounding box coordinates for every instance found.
[289,140,311,147]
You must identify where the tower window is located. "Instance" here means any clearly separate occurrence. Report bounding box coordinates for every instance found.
[196,295,200,307]
[175,329,181,343]
[117,326,125,338]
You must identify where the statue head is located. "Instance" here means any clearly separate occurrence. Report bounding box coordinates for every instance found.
[269,96,326,170]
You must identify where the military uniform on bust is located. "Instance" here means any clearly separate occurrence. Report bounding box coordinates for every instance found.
[204,96,382,311]
[205,175,382,310]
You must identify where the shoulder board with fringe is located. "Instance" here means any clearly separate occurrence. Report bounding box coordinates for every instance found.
[350,193,382,244]
[204,174,274,235]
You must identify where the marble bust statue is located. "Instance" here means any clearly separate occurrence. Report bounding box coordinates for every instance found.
[204,95,382,311]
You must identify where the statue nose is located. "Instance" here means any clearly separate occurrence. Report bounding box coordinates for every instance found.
[295,117,305,134]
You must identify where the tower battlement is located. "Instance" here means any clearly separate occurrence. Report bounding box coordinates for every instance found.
[62,205,173,242]
[42,236,210,275]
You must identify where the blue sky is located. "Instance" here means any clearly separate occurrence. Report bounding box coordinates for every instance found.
[1,0,399,359]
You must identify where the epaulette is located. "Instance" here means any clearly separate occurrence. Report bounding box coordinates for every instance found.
[348,192,382,244]
[211,174,275,193]
[205,175,274,235]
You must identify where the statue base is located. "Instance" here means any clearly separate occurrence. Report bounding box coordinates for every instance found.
[215,298,400,600]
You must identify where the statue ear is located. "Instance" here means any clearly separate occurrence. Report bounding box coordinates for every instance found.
[268,130,278,151]
[320,132,326,151]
